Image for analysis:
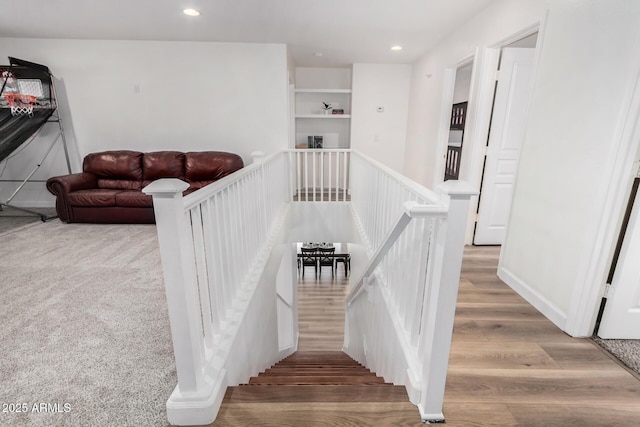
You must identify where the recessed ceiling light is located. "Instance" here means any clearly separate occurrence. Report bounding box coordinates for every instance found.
[391,45,403,51]
[183,8,200,16]
[313,52,323,57]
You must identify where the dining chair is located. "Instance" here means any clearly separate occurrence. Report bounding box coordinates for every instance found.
[300,247,318,278]
[335,253,351,277]
[317,247,335,278]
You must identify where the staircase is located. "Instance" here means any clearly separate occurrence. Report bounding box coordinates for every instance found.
[248,351,390,386]
[215,351,418,426]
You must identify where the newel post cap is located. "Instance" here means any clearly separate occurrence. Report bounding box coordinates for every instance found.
[142,178,189,196]
[251,151,266,164]
[436,180,478,200]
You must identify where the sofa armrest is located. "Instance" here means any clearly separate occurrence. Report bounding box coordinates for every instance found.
[46,173,98,222]
[47,172,98,195]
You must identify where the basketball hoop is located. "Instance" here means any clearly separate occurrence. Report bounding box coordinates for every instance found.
[1,69,18,93]
[4,93,37,117]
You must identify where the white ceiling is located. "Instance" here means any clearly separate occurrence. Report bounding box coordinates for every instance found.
[0,0,495,67]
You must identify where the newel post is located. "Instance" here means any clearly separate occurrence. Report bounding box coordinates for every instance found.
[418,180,478,423]
[143,178,203,394]
[251,150,266,164]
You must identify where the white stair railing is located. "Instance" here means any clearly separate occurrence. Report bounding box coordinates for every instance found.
[286,149,350,201]
[345,151,477,423]
[143,152,289,426]
[146,147,476,425]
[345,201,448,305]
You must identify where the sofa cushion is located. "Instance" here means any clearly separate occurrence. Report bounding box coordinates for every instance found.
[143,151,185,182]
[188,180,215,192]
[185,151,244,182]
[115,190,154,208]
[83,151,144,190]
[68,189,121,207]
[96,179,143,190]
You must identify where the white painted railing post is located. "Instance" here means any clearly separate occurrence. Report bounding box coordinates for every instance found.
[251,150,266,164]
[142,178,204,394]
[142,154,292,425]
[418,180,477,423]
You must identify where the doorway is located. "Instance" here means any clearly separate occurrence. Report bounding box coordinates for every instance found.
[473,33,538,245]
[444,62,473,181]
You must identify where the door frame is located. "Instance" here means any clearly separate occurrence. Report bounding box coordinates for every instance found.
[459,23,543,245]
[473,47,536,245]
[433,53,477,185]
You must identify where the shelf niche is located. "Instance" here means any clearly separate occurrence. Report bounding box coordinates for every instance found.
[294,67,352,149]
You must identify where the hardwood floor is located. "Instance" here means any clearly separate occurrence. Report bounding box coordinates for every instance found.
[297,267,349,351]
[448,246,640,426]
[210,246,640,426]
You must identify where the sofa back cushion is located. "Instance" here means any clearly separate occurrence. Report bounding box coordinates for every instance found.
[185,152,244,190]
[142,151,185,187]
[83,151,143,190]
[81,150,243,192]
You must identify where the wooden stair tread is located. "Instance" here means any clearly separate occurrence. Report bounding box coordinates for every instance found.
[250,351,388,385]
[276,358,363,366]
[225,385,409,403]
[248,375,387,385]
[280,351,356,358]
[261,368,379,376]
[272,364,370,369]
[225,351,407,407]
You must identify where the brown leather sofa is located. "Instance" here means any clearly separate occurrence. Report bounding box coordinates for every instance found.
[46,150,244,224]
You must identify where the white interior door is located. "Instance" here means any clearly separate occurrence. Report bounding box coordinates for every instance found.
[474,48,535,245]
[599,182,640,338]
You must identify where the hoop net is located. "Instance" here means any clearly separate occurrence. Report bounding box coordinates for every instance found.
[4,93,37,117]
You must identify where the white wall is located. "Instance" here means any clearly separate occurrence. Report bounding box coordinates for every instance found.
[499,0,640,329]
[0,38,289,206]
[452,68,472,104]
[351,64,411,173]
[295,67,351,89]
[288,203,361,244]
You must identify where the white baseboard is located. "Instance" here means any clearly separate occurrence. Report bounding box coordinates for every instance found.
[404,368,421,406]
[498,266,567,330]
[278,345,295,361]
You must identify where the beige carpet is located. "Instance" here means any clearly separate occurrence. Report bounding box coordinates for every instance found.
[0,220,175,426]
[0,206,57,236]
[593,336,640,377]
